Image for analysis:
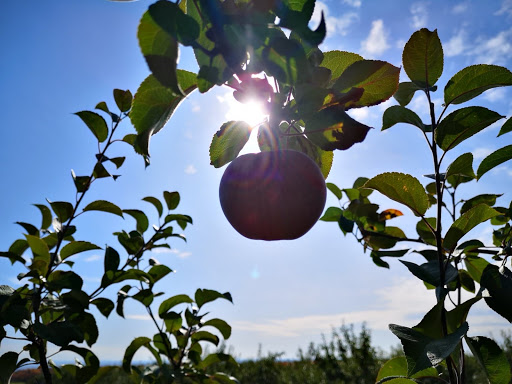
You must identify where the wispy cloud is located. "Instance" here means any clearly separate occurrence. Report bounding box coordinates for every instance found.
[311,1,359,37]
[472,147,494,160]
[452,2,468,14]
[184,164,197,175]
[232,277,509,338]
[126,314,151,321]
[495,0,512,17]
[85,254,101,262]
[471,28,512,65]
[360,20,390,57]
[483,88,507,102]
[444,28,468,57]
[410,2,429,29]
[341,0,362,7]
[151,247,192,259]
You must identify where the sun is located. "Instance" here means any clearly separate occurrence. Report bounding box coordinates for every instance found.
[223,92,269,153]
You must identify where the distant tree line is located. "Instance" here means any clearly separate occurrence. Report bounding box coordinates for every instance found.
[11,325,512,383]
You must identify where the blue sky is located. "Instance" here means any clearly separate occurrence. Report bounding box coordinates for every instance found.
[1,0,512,363]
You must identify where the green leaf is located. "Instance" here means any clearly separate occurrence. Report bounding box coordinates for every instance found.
[34,321,84,347]
[210,121,252,168]
[143,196,164,217]
[319,207,342,222]
[104,246,120,273]
[74,111,109,143]
[435,107,504,152]
[403,28,443,88]
[60,345,100,384]
[132,289,154,307]
[33,204,52,230]
[148,0,199,46]
[477,144,512,180]
[460,194,501,215]
[122,337,153,373]
[191,330,219,346]
[376,356,438,382]
[123,209,149,234]
[382,105,425,132]
[109,157,125,169]
[197,353,238,370]
[389,322,468,376]
[49,201,74,223]
[393,82,423,107]
[0,352,19,384]
[91,298,115,318]
[445,152,476,181]
[129,71,197,157]
[195,289,233,309]
[444,64,512,105]
[113,89,132,112]
[464,255,489,284]
[26,234,50,258]
[163,191,180,210]
[159,294,193,317]
[60,241,101,260]
[261,36,310,85]
[304,105,371,150]
[203,318,232,339]
[498,116,512,137]
[320,50,363,85]
[459,270,476,293]
[83,200,124,218]
[148,264,172,283]
[326,183,342,200]
[15,222,39,236]
[333,60,400,108]
[444,204,500,251]
[363,172,430,216]
[416,217,437,246]
[480,265,512,322]
[466,336,512,384]
[138,9,182,95]
[400,260,458,287]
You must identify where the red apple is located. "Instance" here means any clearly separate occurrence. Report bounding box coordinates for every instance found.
[219,150,327,240]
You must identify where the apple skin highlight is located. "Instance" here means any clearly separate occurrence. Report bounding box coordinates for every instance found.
[219,150,327,240]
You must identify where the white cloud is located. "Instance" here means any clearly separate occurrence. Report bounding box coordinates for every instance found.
[444,29,468,57]
[232,277,509,339]
[360,19,390,57]
[177,252,192,259]
[311,1,359,37]
[191,102,200,112]
[410,2,429,29]
[470,28,512,65]
[472,147,494,160]
[347,107,372,124]
[85,254,101,262]
[126,314,151,321]
[483,88,507,102]
[495,0,512,16]
[452,2,468,14]
[151,247,191,259]
[184,164,198,175]
[342,0,362,7]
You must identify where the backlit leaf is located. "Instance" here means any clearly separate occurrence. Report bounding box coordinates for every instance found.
[363,173,430,216]
[142,196,164,217]
[326,183,342,200]
[113,89,132,112]
[138,10,181,95]
[382,105,425,132]
[435,107,504,151]
[195,289,233,309]
[403,28,443,88]
[376,356,438,382]
[444,204,500,251]
[466,336,512,384]
[148,0,199,46]
[498,117,512,137]
[393,82,423,107]
[460,194,501,215]
[304,105,371,150]
[464,255,489,284]
[210,121,252,168]
[61,241,101,260]
[159,294,193,317]
[49,201,74,223]
[163,191,180,210]
[83,200,123,218]
[123,209,149,234]
[400,260,458,287]
[445,152,475,181]
[379,209,403,221]
[320,50,363,85]
[33,204,52,230]
[319,207,342,222]
[333,60,400,108]
[480,265,512,322]
[74,111,109,143]
[122,337,152,373]
[477,144,512,180]
[444,64,512,105]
